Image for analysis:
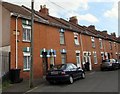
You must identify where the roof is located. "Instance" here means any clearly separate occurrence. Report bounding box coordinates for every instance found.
[2,2,120,43]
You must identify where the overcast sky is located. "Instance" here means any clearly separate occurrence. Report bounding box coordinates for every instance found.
[3,0,120,36]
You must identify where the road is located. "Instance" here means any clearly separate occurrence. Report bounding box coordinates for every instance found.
[26,70,119,93]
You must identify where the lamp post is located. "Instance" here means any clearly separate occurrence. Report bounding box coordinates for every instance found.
[29,0,34,88]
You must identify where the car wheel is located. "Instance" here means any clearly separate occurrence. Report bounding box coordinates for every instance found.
[69,76,73,84]
[81,73,85,79]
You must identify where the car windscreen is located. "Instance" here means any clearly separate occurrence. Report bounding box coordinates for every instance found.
[52,64,66,70]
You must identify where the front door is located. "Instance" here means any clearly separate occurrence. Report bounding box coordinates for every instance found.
[76,53,81,68]
[42,52,48,75]
[84,54,92,71]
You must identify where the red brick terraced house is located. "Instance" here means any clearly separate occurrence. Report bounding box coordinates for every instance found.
[2,2,120,79]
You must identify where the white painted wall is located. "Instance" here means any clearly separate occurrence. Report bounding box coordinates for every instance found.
[1,3,10,47]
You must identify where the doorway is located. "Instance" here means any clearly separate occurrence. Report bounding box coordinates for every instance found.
[42,52,48,75]
[76,52,81,68]
[83,52,92,71]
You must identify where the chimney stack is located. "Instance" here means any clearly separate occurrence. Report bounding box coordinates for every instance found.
[39,5,49,15]
[88,25,95,31]
[102,30,108,34]
[111,32,116,37]
[69,16,78,24]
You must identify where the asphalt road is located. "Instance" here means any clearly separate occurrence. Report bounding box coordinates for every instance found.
[26,70,119,93]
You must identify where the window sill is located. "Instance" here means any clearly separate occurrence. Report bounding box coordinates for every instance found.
[92,47,96,48]
[23,69,30,72]
[74,44,80,47]
[22,40,31,43]
[60,44,66,46]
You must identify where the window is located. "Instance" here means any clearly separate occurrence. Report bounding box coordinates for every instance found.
[50,53,55,66]
[91,37,95,48]
[109,41,112,50]
[23,55,31,71]
[74,33,79,45]
[61,54,66,64]
[23,26,31,42]
[60,32,65,44]
[114,42,116,47]
[99,38,103,49]
[93,52,98,64]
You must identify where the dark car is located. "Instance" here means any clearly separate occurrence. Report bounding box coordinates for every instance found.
[46,63,85,84]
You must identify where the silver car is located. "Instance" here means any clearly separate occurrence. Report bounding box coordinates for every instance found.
[100,59,117,71]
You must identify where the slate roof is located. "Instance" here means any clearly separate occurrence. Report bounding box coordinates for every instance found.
[2,2,120,43]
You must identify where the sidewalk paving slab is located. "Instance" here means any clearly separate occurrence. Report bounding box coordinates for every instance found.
[2,77,46,93]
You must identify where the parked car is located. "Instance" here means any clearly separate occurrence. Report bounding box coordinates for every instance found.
[100,59,119,71]
[115,59,120,69]
[112,59,120,69]
[46,63,85,84]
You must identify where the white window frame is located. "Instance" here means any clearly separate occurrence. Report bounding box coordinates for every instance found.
[91,37,95,48]
[74,33,79,45]
[101,52,105,60]
[60,32,65,44]
[76,50,81,67]
[23,52,31,71]
[99,38,103,49]
[22,25,31,42]
[109,41,112,50]
[93,51,98,64]
[114,42,116,47]
[61,53,66,64]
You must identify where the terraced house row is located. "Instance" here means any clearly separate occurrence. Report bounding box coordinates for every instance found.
[1,2,120,79]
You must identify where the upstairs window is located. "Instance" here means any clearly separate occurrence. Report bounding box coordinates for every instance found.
[59,29,65,45]
[114,42,116,47]
[99,38,103,49]
[74,33,79,45]
[23,27,31,42]
[109,41,112,50]
[91,37,95,48]
[22,19,31,42]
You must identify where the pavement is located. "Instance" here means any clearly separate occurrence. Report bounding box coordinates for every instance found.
[2,77,46,93]
[2,70,95,93]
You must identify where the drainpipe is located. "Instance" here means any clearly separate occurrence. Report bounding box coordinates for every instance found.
[80,33,85,66]
[103,39,107,59]
[15,15,19,69]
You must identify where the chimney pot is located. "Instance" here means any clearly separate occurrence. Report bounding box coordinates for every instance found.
[39,5,49,15]
[111,32,116,37]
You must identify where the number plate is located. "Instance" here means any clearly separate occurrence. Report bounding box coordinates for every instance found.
[51,71,58,75]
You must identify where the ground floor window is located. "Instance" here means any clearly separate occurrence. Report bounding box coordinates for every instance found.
[23,53,31,71]
[61,54,66,64]
[50,55,55,68]
[76,52,81,67]
[93,52,98,64]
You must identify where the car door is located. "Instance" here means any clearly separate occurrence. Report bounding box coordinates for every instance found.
[72,64,82,78]
[66,64,76,78]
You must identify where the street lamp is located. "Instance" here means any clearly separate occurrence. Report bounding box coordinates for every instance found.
[29,0,34,88]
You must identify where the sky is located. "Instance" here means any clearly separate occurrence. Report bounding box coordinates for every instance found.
[2,0,120,37]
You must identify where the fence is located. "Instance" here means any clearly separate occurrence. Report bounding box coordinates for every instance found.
[0,51,10,79]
